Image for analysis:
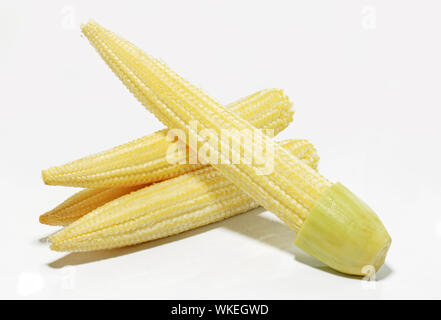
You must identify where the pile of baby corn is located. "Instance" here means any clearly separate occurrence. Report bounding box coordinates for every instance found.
[41,21,391,276]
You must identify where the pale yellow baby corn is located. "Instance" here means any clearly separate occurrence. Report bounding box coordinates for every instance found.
[50,140,318,251]
[80,21,391,275]
[42,139,318,227]
[42,89,293,188]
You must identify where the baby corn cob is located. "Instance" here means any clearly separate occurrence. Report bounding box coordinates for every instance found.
[42,89,293,188]
[50,140,318,251]
[42,139,318,227]
[81,21,391,275]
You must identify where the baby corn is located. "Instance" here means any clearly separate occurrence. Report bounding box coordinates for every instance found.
[42,139,318,227]
[50,140,318,251]
[81,21,391,275]
[42,89,293,188]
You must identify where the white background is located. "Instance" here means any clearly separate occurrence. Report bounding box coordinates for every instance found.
[1,0,440,299]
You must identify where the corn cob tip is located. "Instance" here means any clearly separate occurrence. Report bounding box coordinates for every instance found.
[39,211,66,226]
[39,213,50,225]
[49,230,73,251]
[39,212,66,226]
[49,239,65,252]
[42,167,64,186]
[81,20,95,32]
[49,240,66,252]
[294,183,391,276]
[41,169,51,185]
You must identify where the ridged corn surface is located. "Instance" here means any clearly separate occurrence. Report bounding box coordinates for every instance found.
[42,89,293,188]
[40,186,143,226]
[42,139,318,227]
[50,139,319,251]
[81,21,332,232]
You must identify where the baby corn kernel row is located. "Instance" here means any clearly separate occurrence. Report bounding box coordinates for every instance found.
[76,21,391,276]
